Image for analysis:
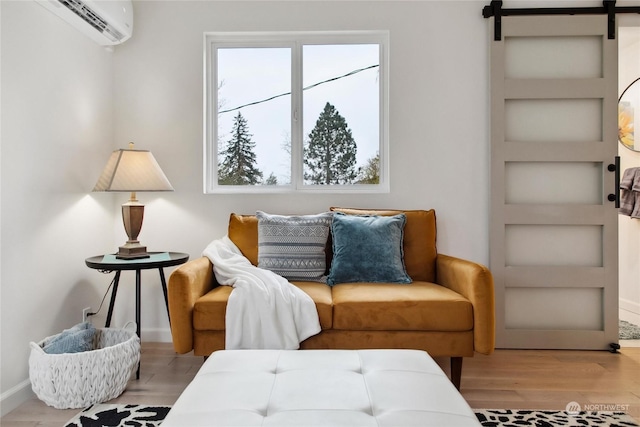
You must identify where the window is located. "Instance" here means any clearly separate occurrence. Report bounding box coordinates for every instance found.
[204,31,389,193]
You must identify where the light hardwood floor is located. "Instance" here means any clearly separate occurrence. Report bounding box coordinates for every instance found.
[2,343,639,426]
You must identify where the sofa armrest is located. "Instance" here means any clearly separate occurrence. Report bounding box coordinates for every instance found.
[435,254,495,355]
[168,256,216,354]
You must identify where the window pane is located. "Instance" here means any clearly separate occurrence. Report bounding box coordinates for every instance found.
[217,48,291,185]
[302,44,380,185]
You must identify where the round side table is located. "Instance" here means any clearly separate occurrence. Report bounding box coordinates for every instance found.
[85,252,189,378]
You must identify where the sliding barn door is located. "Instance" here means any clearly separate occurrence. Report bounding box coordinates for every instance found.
[490,15,619,349]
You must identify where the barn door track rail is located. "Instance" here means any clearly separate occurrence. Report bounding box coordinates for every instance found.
[483,0,640,40]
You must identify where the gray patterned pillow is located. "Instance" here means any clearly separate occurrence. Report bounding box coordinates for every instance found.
[257,211,333,282]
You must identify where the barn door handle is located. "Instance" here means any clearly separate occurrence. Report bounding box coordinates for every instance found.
[607,156,620,208]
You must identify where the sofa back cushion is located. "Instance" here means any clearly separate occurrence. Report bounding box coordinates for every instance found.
[228,208,437,283]
[330,208,437,282]
[228,213,259,265]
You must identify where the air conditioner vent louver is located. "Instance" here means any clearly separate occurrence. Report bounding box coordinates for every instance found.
[59,0,123,42]
[36,0,133,46]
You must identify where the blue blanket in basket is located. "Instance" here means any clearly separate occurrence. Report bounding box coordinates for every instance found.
[43,322,95,354]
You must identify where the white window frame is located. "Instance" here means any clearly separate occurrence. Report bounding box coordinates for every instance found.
[203,30,390,194]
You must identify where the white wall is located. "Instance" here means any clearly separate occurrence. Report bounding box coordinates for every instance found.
[0,1,117,415]
[619,27,640,326]
[107,0,491,331]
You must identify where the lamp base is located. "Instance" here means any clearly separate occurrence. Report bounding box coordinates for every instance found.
[117,196,150,260]
[116,242,150,260]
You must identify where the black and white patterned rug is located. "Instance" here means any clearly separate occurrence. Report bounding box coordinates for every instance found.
[476,409,639,427]
[64,404,171,427]
[66,405,639,427]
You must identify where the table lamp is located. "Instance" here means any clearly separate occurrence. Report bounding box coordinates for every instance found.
[93,142,174,259]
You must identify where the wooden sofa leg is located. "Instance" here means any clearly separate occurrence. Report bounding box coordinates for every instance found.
[451,357,463,391]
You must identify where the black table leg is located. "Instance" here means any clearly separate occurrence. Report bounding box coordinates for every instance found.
[135,268,141,379]
[158,268,171,325]
[105,271,121,328]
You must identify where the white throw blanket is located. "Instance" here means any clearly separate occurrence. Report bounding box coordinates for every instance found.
[203,236,321,350]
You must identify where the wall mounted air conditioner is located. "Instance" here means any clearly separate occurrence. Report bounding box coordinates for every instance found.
[36,0,133,46]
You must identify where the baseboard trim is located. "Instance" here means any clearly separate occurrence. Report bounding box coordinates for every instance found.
[620,298,640,325]
[1,379,34,417]
[620,298,640,314]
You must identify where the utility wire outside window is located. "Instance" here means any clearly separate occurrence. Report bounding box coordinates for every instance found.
[219,64,380,115]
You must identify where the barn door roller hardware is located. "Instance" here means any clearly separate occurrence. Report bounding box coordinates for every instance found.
[483,0,640,41]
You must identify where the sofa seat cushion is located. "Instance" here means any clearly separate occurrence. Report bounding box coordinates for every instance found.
[194,282,333,331]
[292,281,333,329]
[332,282,472,332]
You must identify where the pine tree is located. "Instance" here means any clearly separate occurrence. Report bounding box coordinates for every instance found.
[356,152,380,184]
[218,112,263,185]
[304,102,357,185]
[264,173,278,185]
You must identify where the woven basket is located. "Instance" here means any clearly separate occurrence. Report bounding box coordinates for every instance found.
[29,325,140,409]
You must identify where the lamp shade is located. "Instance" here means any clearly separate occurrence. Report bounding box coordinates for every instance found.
[93,144,173,259]
[93,147,173,192]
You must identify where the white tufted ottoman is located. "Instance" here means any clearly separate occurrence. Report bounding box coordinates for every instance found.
[162,349,481,427]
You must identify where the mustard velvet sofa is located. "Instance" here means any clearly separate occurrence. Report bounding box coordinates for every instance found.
[168,208,495,389]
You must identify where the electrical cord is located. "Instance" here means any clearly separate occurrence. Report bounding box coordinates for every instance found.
[87,273,116,318]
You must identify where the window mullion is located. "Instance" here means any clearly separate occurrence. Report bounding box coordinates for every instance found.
[291,42,304,189]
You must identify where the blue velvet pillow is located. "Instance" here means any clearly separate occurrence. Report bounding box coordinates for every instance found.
[327,212,412,286]
[43,322,96,354]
